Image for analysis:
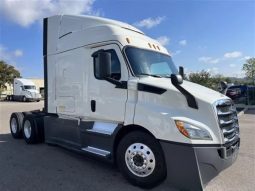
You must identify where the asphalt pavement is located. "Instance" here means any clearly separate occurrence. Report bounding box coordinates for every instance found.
[0,101,254,191]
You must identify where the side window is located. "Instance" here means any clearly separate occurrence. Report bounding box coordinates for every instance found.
[94,49,121,80]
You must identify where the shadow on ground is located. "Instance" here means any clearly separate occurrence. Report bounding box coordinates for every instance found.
[0,133,173,191]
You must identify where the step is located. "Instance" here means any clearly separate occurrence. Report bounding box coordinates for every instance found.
[81,146,111,157]
[86,122,118,136]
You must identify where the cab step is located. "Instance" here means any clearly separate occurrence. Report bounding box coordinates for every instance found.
[81,146,111,158]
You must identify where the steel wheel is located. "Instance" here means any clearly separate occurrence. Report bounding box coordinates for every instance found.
[23,120,32,139]
[125,143,156,177]
[11,117,18,134]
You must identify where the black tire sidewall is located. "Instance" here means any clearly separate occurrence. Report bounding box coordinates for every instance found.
[117,131,167,188]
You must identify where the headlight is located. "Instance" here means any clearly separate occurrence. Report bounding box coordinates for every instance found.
[175,120,212,140]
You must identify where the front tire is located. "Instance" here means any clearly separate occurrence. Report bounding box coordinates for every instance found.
[22,96,27,102]
[117,131,167,188]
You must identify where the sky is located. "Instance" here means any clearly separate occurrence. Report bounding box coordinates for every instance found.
[0,0,254,78]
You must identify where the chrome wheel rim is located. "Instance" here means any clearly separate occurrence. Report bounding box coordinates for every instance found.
[11,118,18,134]
[125,143,156,177]
[24,120,32,138]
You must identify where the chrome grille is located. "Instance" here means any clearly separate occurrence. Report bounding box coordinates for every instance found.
[215,99,240,145]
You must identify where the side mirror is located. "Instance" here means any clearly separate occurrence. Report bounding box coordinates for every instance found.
[93,51,111,79]
[171,74,183,85]
[179,66,184,78]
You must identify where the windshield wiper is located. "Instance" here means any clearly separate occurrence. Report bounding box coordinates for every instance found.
[139,73,162,78]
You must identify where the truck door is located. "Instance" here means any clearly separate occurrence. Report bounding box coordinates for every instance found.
[88,44,128,123]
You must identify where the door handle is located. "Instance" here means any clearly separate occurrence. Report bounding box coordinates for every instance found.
[91,100,96,112]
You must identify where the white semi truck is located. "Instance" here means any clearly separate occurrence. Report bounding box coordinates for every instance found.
[9,15,240,190]
[6,78,41,102]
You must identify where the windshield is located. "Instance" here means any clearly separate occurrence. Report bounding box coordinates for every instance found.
[125,47,178,77]
[24,85,36,90]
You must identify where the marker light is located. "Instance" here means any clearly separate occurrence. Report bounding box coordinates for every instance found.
[126,38,130,44]
[175,120,212,140]
[175,121,190,138]
[148,43,152,48]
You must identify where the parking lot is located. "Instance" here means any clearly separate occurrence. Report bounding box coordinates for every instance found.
[0,101,254,191]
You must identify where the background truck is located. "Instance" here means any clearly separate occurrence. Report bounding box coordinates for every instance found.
[6,78,41,102]
[9,15,240,190]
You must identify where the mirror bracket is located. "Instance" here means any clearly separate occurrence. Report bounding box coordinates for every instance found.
[105,77,127,89]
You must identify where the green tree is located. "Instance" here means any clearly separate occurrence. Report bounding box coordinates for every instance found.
[242,58,255,85]
[188,70,214,89]
[0,60,21,93]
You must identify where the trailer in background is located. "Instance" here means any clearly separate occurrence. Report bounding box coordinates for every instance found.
[6,78,42,102]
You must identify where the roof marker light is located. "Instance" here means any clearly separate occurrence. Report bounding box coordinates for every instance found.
[148,43,152,48]
[153,44,156,49]
[126,38,130,44]
[157,46,160,50]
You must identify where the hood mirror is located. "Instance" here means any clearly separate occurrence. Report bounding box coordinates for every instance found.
[179,66,184,78]
[171,74,183,85]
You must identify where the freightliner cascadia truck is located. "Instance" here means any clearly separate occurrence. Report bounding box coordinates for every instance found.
[9,15,240,190]
[6,78,41,102]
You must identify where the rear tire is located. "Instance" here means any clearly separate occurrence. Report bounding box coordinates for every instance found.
[9,95,13,101]
[117,131,167,188]
[22,115,44,144]
[10,113,24,138]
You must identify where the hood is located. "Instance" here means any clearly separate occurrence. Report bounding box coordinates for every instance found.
[138,77,228,104]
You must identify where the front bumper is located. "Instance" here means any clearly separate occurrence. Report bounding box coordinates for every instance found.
[160,139,240,191]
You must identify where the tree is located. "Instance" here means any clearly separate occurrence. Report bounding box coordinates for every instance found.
[0,60,21,93]
[242,58,255,85]
[187,71,232,90]
[188,70,214,89]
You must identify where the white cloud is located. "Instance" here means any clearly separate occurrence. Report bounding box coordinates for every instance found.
[198,57,219,64]
[156,36,170,46]
[179,40,187,46]
[229,64,236,68]
[14,49,23,57]
[0,0,97,27]
[207,67,219,74]
[240,56,251,60]
[134,16,165,29]
[224,51,242,58]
